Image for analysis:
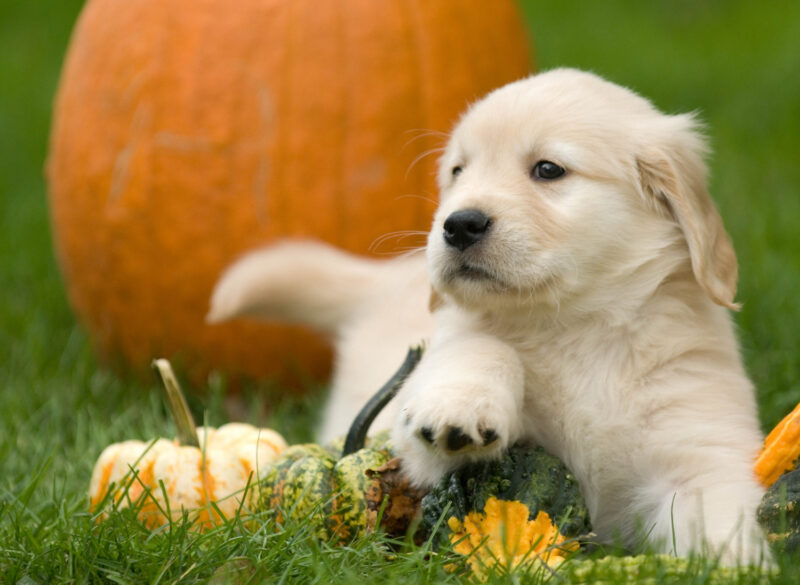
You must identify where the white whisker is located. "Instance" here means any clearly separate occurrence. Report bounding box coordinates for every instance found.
[394,192,439,206]
[368,230,429,254]
[371,245,428,257]
[405,147,446,180]
[402,128,450,151]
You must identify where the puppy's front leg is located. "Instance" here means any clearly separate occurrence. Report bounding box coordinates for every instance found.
[392,313,525,487]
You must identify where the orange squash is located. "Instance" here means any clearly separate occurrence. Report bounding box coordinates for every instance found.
[47,0,533,385]
[754,400,800,487]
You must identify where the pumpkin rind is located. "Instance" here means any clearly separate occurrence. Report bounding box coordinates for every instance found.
[757,468,800,554]
[256,435,393,542]
[257,443,336,520]
[47,0,533,385]
[329,448,391,541]
[421,445,590,546]
[272,450,337,538]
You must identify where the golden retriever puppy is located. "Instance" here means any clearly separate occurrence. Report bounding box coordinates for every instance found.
[208,69,769,563]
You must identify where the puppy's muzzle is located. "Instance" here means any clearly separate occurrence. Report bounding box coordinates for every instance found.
[443,209,492,251]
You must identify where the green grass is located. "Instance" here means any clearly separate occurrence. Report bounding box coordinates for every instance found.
[1,0,799,582]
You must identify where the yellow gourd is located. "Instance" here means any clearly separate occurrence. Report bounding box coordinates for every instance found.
[447,497,577,578]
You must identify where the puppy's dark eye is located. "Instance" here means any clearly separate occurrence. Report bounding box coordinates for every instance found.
[532,160,566,180]
[451,165,463,178]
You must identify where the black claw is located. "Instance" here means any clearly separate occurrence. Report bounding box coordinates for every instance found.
[445,426,474,451]
[419,426,435,444]
[481,428,499,446]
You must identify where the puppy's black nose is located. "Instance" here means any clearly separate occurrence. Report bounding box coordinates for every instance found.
[443,209,491,251]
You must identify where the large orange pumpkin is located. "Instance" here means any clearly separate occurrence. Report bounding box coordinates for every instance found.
[47,0,533,386]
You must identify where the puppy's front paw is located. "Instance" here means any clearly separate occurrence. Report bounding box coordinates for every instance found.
[413,413,503,453]
[393,385,521,487]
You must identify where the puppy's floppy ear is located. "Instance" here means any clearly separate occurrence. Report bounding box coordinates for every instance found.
[637,114,739,310]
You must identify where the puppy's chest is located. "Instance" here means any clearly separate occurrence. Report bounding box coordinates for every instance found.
[513,335,641,455]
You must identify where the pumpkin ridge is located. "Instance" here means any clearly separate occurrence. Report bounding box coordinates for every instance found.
[335,2,347,249]
[403,0,430,231]
[273,1,292,235]
[90,458,117,509]
[239,456,254,480]
[133,460,157,506]
[200,454,216,519]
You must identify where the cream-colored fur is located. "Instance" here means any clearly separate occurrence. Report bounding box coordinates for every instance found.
[208,69,769,564]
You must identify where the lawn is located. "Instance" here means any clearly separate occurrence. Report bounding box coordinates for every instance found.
[1,0,799,583]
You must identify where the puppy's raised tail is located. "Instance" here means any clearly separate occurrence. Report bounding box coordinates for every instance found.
[207,240,401,337]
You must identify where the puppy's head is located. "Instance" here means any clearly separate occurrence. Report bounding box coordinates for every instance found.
[428,68,738,313]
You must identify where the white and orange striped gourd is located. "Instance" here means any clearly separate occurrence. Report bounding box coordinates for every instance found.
[88,360,287,530]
